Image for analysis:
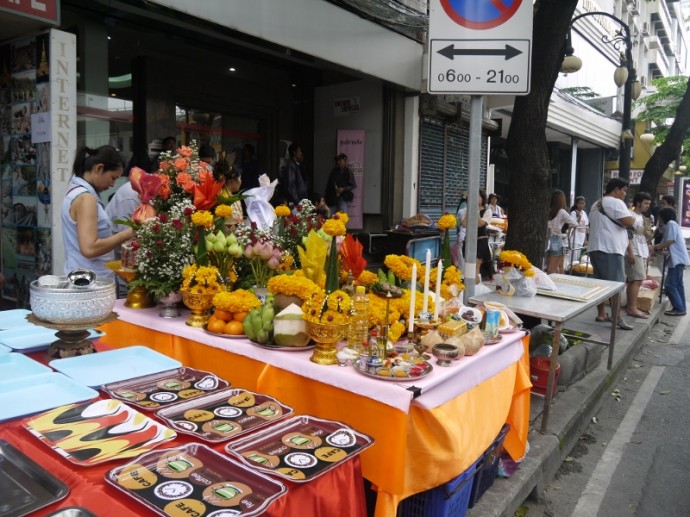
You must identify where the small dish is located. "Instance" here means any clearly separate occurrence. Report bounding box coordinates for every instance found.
[458,307,483,327]
[432,343,459,367]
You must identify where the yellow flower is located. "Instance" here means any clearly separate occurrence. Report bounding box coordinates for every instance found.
[384,255,421,282]
[213,289,260,313]
[191,210,214,229]
[498,250,534,275]
[437,213,457,232]
[322,219,346,237]
[267,274,319,300]
[301,288,352,324]
[215,204,233,218]
[333,212,349,225]
[388,321,406,343]
[357,270,378,287]
[275,205,291,217]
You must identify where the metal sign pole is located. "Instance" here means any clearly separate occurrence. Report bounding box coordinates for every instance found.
[463,95,483,300]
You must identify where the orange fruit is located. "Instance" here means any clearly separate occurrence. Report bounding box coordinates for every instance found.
[207,314,218,326]
[224,320,244,335]
[213,309,233,322]
[207,318,226,334]
[233,311,248,323]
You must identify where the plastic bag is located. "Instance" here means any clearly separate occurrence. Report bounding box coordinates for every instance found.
[513,275,537,297]
[245,174,278,229]
[531,266,557,291]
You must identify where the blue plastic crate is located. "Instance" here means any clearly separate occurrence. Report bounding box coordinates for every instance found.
[468,424,511,508]
[397,457,480,517]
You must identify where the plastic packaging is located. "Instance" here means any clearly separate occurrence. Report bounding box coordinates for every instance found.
[347,286,369,352]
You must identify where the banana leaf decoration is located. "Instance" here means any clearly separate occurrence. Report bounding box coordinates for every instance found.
[297,230,328,286]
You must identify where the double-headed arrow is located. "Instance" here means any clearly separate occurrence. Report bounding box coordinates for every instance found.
[438,44,522,61]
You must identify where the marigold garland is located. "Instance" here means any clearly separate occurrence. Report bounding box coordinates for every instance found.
[357,270,378,287]
[322,219,347,237]
[215,204,233,218]
[333,211,349,225]
[191,210,214,229]
[267,274,319,300]
[384,255,422,282]
[302,289,352,325]
[437,213,457,232]
[213,289,260,313]
[498,250,535,277]
[275,205,291,218]
[181,264,223,294]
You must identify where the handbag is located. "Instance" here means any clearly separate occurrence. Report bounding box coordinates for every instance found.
[596,200,634,240]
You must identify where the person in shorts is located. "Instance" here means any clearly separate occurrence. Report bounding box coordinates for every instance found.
[588,177,635,330]
[625,192,651,318]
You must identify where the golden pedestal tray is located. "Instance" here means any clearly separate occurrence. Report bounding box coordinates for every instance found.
[28,311,118,360]
[105,260,156,309]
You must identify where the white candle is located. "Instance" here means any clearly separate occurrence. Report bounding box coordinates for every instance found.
[422,249,431,315]
[408,263,417,333]
[433,261,443,321]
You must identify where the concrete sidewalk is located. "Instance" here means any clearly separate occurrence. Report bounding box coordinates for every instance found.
[467,296,665,517]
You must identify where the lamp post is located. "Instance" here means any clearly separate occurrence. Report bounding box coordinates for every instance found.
[561,12,640,181]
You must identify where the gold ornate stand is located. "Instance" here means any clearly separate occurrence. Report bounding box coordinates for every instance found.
[105,261,156,309]
[28,312,118,359]
[181,291,215,327]
[307,321,349,365]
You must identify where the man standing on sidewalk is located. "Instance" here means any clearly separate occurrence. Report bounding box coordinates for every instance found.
[588,177,635,330]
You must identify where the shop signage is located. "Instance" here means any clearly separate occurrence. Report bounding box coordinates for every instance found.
[334,97,360,116]
[0,0,59,24]
[428,0,532,95]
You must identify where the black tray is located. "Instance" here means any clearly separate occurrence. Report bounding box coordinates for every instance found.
[0,439,69,517]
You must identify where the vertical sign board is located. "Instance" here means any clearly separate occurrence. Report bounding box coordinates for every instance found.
[428,0,533,95]
[681,177,690,229]
[337,129,365,230]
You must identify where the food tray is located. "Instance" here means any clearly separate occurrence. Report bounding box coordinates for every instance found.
[0,309,32,330]
[0,327,104,353]
[25,399,176,466]
[102,368,231,411]
[106,443,286,517]
[202,327,247,339]
[0,439,69,517]
[352,355,433,382]
[49,346,182,387]
[248,340,316,352]
[156,388,293,443]
[227,415,374,483]
[0,353,52,382]
[0,372,98,423]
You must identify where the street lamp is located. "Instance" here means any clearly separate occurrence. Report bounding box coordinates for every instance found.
[561,12,640,181]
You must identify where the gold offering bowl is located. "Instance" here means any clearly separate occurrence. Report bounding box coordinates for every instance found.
[180,290,215,327]
[105,260,156,309]
[306,321,349,365]
[28,312,118,359]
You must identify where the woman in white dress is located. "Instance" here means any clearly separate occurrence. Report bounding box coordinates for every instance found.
[546,190,578,274]
[569,196,589,252]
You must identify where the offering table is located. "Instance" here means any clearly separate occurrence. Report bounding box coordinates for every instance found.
[99,299,531,516]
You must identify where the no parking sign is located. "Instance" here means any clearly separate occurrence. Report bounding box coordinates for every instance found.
[428,0,533,94]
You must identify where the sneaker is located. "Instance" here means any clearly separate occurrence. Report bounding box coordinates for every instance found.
[617,319,634,330]
[664,310,687,316]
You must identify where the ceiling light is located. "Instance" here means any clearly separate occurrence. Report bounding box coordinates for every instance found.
[228,67,236,72]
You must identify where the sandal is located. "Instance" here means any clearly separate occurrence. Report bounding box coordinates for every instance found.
[595,315,611,323]
[627,312,649,319]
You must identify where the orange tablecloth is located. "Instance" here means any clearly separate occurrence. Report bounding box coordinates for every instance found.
[100,314,531,516]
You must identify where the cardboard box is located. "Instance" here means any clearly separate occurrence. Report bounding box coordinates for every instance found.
[638,287,660,313]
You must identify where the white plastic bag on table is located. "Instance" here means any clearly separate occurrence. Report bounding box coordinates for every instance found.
[531,267,557,291]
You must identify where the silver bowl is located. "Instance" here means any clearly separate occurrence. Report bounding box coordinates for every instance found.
[432,343,460,367]
[30,276,116,325]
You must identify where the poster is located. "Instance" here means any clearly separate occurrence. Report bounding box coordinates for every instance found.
[681,177,690,229]
[336,129,365,230]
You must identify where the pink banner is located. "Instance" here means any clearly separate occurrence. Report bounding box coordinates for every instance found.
[681,178,690,229]
[337,129,365,229]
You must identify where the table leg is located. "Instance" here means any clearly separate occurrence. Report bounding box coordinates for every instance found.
[658,254,668,304]
[607,292,619,370]
[539,321,562,434]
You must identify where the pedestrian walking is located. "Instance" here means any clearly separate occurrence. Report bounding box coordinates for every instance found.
[653,207,690,316]
[626,192,651,319]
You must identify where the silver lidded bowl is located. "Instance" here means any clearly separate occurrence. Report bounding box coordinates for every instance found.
[432,343,460,367]
[30,274,116,325]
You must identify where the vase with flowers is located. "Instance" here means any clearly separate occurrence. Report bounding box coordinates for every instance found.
[274,200,324,268]
[302,289,352,365]
[436,213,458,270]
[180,264,225,327]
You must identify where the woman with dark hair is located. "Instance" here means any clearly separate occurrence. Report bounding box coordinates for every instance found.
[569,195,589,251]
[626,192,652,318]
[546,189,577,274]
[462,190,493,283]
[653,207,690,316]
[61,145,134,280]
[215,155,244,226]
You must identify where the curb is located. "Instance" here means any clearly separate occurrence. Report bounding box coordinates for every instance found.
[466,306,661,517]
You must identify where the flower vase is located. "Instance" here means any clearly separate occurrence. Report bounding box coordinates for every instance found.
[306,321,349,365]
[181,290,215,327]
[159,291,182,318]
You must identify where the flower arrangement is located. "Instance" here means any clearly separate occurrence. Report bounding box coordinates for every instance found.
[430,265,465,300]
[384,255,423,284]
[498,250,536,277]
[437,213,457,269]
[302,289,352,325]
[181,264,224,294]
[213,289,261,313]
[275,200,323,267]
[297,230,328,287]
[368,293,410,342]
[127,199,196,299]
[267,273,320,301]
[230,224,284,289]
[357,270,378,287]
[322,215,348,293]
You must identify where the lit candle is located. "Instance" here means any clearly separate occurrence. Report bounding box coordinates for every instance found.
[422,249,431,315]
[408,263,417,333]
[433,261,443,321]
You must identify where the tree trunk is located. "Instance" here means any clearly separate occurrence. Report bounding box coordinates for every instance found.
[639,80,690,197]
[505,0,578,268]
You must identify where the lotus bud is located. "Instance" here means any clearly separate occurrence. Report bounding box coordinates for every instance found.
[205,239,214,251]
[206,232,216,243]
[227,233,237,245]
[244,244,254,259]
[213,240,226,252]
[215,230,227,245]
[229,244,243,258]
[259,243,272,261]
[267,256,280,269]
[132,204,156,224]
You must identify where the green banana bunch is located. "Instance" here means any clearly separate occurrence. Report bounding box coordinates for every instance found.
[243,297,275,344]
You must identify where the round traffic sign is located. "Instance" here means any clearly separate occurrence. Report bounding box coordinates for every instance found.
[440,0,522,30]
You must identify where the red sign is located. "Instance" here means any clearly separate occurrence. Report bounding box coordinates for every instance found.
[0,0,59,24]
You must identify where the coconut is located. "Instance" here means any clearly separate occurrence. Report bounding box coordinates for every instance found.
[273,303,310,347]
